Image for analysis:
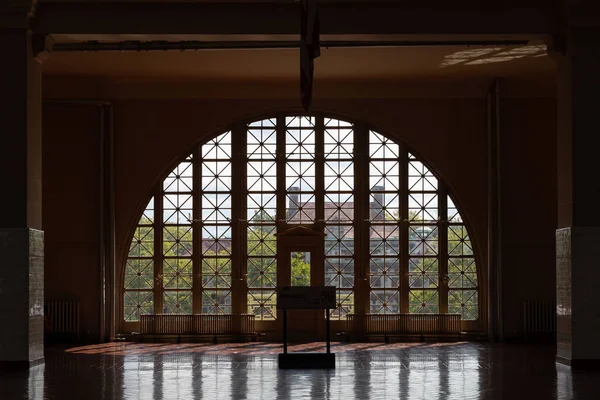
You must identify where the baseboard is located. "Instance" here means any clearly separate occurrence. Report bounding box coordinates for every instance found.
[0,357,44,372]
[556,356,600,369]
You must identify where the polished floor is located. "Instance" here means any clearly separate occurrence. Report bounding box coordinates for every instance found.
[1,342,598,399]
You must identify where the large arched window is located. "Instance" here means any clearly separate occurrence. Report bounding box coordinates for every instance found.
[122,116,479,329]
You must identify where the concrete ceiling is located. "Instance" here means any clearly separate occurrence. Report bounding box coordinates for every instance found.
[43,44,555,82]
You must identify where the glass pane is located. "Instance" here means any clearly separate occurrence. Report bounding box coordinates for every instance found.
[200,131,233,315]
[449,290,478,320]
[291,252,311,286]
[246,121,278,320]
[248,290,277,320]
[162,291,192,314]
[163,159,193,193]
[124,291,154,322]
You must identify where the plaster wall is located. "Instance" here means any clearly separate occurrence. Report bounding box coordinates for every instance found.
[500,98,557,339]
[43,104,102,340]
[41,80,556,339]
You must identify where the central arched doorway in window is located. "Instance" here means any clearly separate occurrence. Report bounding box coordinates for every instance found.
[276,226,327,342]
[121,115,483,340]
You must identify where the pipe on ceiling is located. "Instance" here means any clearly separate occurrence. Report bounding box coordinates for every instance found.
[52,40,530,52]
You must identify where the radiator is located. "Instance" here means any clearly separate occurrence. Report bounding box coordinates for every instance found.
[45,300,80,338]
[523,299,556,337]
[140,314,256,336]
[348,313,462,335]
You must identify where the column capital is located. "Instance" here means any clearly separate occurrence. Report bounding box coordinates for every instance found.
[0,0,38,29]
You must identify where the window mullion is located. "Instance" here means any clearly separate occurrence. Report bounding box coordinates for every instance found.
[439,184,449,314]
[315,116,325,223]
[400,145,409,313]
[192,147,202,314]
[231,122,247,316]
[315,116,325,288]
[354,122,369,316]
[154,186,164,314]
[276,116,287,290]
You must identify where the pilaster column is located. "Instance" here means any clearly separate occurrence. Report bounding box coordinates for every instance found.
[552,26,600,368]
[0,0,49,367]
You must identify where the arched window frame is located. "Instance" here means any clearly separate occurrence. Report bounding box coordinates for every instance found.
[119,114,483,332]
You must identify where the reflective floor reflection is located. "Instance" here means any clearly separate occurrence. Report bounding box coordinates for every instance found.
[0,342,598,399]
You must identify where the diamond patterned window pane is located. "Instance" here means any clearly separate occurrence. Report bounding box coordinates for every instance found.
[248,161,277,192]
[286,193,315,223]
[247,256,277,289]
[325,259,355,288]
[369,131,399,159]
[201,161,232,192]
[201,193,232,223]
[449,258,478,289]
[140,197,154,224]
[324,120,353,160]
[330,290,354,320]
[448,225,474,256]
[247,226,277,258]
[163,194,193,224]
[286,116,315,129]
[202,290,232,314]
[163,291,193,314]
[325,120,355,320]
[124,259,154,290]
[409,160,438,191]
[163,258,193,290]
[325,226,354,256]
[247,194,277,223]
[163,226,193,257]
[406,158,440,316]
[286,129,315,160]
[449,290,478,320]
[124,291,153,322]
[368,129,401,315]
[202,132,231,160]
[163,159,193,193]
[128,226,154,257]
[125,197,156,320]
[247,225,277,320]
[370,258,400,289]
[370,160,400,192]
[447,200,478,320]
[409,290,439,314]
[325,161,354,192]
[202,258,232,288]
[370,290,400,314]
[409,226,438,256]
[408,193,439,222]
[447,196,462,223]
[324,194,354,223]
[370,225,400,256]
[408,258,439,289]
[202,225,232,255]
[248,290,277,320]
[200,131,233,315]
[248,120,277,160]
[286,119,316,224]
[285,162,315,192]
[247,123,278,321]
[162,155,195,312]
[370,192,400,222]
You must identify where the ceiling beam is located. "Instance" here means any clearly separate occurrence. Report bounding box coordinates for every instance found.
[33,2,559,37]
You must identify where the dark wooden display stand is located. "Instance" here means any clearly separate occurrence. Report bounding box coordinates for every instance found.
[277,286,336,369]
